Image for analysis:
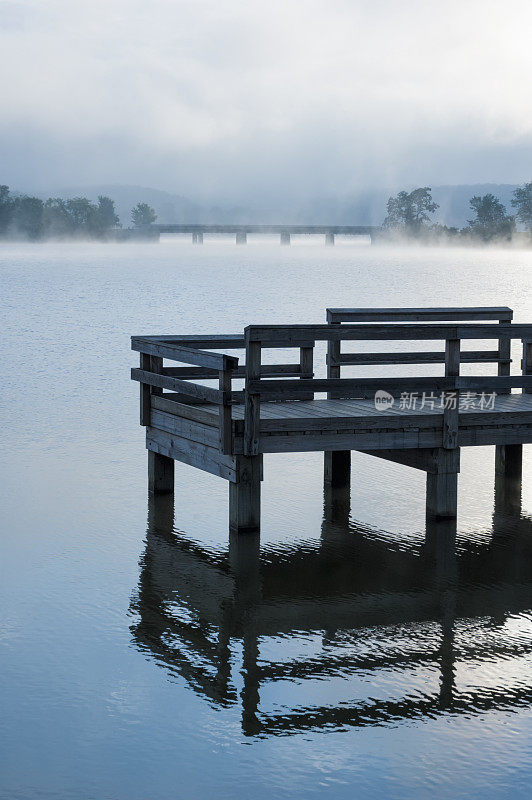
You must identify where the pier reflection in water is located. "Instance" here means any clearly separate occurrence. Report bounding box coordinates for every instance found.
[130,476,532,738]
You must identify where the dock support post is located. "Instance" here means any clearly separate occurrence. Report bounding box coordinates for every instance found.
[325,232,335,246]
[495,444,523,481]
[192,231,203,244]
[280,231,291,245]
[148,450,174,494]
[495,444,523,514]
[426,449,459,519]
[229,456,262,533]
[236,231,247,244]
[324,450,351,487]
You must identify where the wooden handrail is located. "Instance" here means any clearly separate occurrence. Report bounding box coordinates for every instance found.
[326,306,513,322]
[245,323,532,342]
[132,337,238,370]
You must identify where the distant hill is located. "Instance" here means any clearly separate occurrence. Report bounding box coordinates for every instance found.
[18,182,523,228]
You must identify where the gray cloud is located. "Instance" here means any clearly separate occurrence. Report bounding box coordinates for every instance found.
[1,0,531,201]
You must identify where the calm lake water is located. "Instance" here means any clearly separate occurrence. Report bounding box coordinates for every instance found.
[1,239,532,799]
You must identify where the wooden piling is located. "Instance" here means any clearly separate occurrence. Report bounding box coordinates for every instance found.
[229,457,262,532]
[148,449,175,494]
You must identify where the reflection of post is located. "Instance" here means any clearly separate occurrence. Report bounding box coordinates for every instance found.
[494,469,522,516]
[147,492,175,534]
[425,517,457,580]
[438,597,456,710]
[425,516,457,709]
[241,629,260,736]
[229,531,262,736]
[323,482,351,526]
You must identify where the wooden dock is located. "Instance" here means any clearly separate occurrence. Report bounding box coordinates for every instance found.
[131,306,532,532]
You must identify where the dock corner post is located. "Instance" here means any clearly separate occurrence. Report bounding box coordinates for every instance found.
[495,315,513,469]
[229,457,262,533]
[232,333,262,533]
[324,318,351,487]
[280,231,291,245]
[148,449,175,494]
[427,338,461,519]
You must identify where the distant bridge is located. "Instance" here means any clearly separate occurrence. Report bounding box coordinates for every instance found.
[149,223,379,245]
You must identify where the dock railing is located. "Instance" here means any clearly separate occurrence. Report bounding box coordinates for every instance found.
[131,333,316,454]
[242,322,532,456]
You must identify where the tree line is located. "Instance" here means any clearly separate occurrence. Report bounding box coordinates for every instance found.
[382,182,532,243]
[0,185,157,240]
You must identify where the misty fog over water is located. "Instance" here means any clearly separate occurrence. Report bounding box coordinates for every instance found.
[1,241,531,800]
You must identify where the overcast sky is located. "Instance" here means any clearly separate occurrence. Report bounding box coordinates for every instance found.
[1,0,531,201]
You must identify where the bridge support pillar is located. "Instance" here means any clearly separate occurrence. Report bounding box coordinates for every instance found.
[236,231,247,245]
[426,448,460,519]
[229,456,262,533]
[192,232,204,244]
[280,231,291,245]
[325,232,335,246]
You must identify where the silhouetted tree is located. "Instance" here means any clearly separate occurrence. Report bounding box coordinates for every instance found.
[96,195,120,234]
[511,182,532,234]
[12,195,44,240]
[0,185,14,235]
[64,197,99,234]
[43,198,75,237]
[466,194,515,242]
[131,202,157,227]
[383,187,439,235]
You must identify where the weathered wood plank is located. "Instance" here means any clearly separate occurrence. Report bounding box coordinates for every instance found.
[131,368,222,403]
[146,427,238,481]
[151,394,220,426]
[150,409,221,448]
[363,447,460,474]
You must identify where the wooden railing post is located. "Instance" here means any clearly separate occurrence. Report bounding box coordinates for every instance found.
[497,314,513,394]
[523,339,532,394]
[325,315,350,486]
[140,353,162,426]
[219,366,234,454]
[299,343,314,400]
[244,337,261,456]
[443,338,460,449]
